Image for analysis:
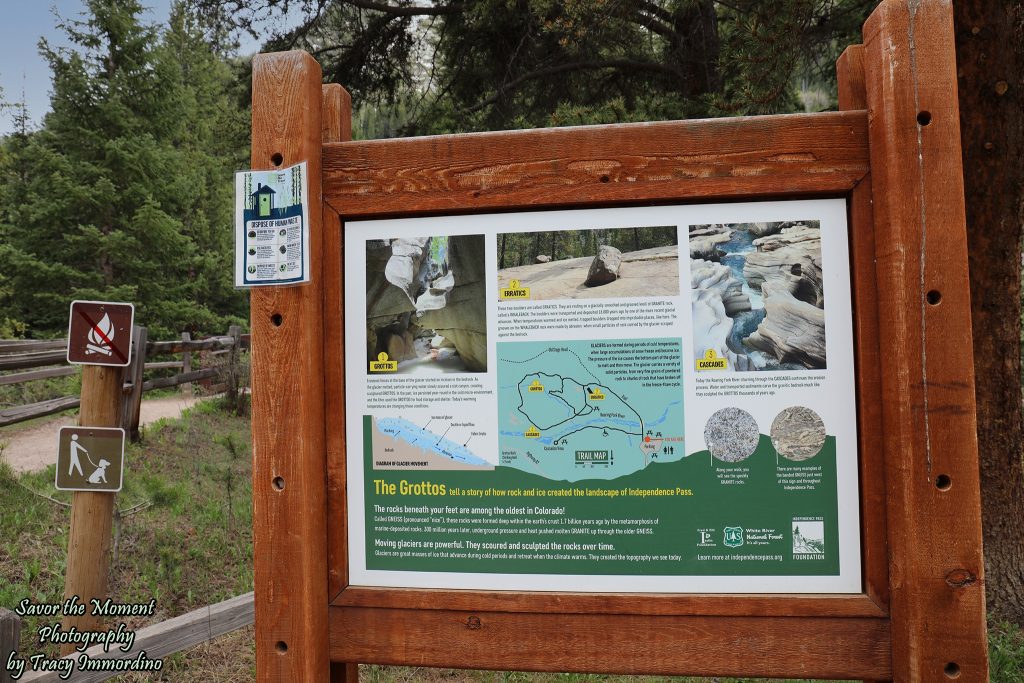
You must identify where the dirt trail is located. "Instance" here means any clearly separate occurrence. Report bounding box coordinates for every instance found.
[0,395,206,474]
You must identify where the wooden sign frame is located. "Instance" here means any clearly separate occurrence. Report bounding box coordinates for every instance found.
[248,2,988,680]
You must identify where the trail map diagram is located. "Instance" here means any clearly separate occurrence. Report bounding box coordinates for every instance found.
[497,339,684,482]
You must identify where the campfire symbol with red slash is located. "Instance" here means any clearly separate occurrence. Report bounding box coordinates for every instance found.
[66,300,134,367]
[86,313,115,356]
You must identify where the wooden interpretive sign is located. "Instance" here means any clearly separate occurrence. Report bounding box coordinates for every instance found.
[248,1,988,681]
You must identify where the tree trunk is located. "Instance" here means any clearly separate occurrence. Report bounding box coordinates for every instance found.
[954,1,1024,626]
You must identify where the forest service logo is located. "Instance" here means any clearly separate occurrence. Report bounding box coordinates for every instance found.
[723,526,744,548]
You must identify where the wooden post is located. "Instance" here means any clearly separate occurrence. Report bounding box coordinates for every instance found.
[862,1,988,680]
[61,365,123,655]
[250,51,329,682]
[121,326,147,442]
[180,332,192,397]
[320,83,358,683]
[0,608,20,683]
[226,325,241,412]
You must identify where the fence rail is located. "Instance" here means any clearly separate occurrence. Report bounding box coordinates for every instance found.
[0,328,250,433]
[1,592,255,683]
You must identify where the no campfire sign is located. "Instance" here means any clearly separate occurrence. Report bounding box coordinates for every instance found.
[66,300,134,367]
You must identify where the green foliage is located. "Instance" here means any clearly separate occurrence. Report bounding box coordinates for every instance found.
[0,0,247,339]
[990,619,1024,683]
[205,0,874,136]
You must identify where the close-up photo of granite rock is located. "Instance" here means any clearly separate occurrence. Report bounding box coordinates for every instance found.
[704,407,761,462]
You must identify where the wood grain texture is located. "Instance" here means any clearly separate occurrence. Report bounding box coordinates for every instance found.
[122,326,146,440]
[0,366,76,386]
[329,606,891,680]
[322,111,869,218]
[321,83,352,604]
[0,395,79,427]
[320,83,359,683]
[863,1,988,680]
[954,0,1024,626]
[61,365,123,655]
[333,587,886,618]
[837,44,890,613]
[250,51,329,683]
[0,350,66,371]
[0,609,20,683]
[0,339,66,354]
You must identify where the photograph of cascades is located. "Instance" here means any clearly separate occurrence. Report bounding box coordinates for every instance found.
[689,220,826,371]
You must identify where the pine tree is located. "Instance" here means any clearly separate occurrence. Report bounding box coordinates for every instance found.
[0,0,247,338]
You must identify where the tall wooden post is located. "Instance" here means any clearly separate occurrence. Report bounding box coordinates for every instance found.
[180,332,193,397]
[122,325,147,441]
[863,1,988,679]
[250,52,330,682]
[320,83,358,683]
[61,365,123,655]
[226,324,242,412]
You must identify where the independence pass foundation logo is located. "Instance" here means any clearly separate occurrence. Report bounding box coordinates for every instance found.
[792,518,826,559]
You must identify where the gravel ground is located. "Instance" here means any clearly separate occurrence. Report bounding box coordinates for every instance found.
[0,395,206,473]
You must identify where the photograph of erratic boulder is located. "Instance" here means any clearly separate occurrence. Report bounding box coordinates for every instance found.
[690,220,826,371]
[366,234,486,374]
[497,226,680,301]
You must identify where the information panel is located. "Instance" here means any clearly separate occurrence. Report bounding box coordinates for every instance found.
[344,199,860,593]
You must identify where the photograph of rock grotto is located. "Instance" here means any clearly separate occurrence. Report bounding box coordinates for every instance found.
[496,225,680,301]
[366,234,486,374]
[690,220,826,371]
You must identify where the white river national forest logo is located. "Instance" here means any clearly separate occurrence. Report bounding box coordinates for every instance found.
[723,526,744,548]
[792,519,826,559]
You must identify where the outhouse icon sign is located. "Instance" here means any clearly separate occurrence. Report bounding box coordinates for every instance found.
[252,183,276,217]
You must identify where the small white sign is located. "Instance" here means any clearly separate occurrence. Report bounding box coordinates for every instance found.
[235,162,310,287]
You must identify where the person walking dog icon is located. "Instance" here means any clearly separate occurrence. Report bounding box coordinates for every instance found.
[69,434,87,477]
[68,433,110,484]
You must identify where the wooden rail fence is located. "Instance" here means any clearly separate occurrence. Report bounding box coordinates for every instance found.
[0,327,250,436]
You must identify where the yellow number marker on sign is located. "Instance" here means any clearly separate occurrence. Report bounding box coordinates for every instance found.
[500,278,531,300]
[369,351,397,373]
[695,348,728,371]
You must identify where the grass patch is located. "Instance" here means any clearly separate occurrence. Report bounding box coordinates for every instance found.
[991,619,1024,683]
[0,400,252,672]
